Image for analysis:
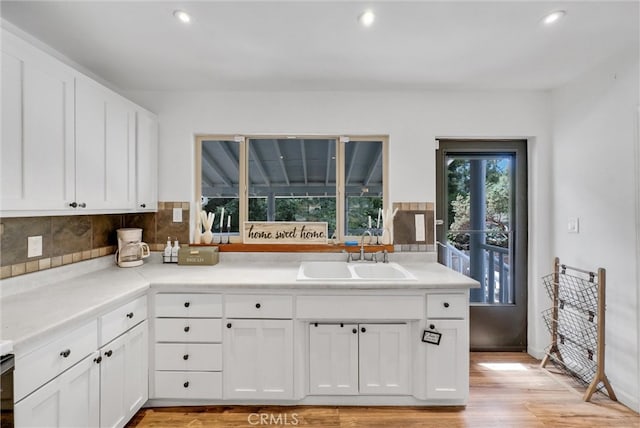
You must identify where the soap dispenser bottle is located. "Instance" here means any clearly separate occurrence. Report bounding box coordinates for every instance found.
[171,239,180,263]
[163,238,172,263]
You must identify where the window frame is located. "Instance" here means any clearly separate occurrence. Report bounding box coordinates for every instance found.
[195,134,388,244]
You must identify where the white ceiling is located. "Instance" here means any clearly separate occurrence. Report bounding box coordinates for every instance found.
[1,1,638,92]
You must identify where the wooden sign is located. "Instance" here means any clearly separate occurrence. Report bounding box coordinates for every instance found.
[243,222,328,244]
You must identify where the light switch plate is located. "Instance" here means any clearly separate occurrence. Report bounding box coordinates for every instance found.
[28,235,43,258]
[173,207,183,223]
[568,217,579,234]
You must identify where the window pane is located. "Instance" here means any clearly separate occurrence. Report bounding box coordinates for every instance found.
[248,138,337,236]
[200,139,240,233]
[344,140,383,235]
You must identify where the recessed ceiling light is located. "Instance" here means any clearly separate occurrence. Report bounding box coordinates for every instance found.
[358,9,375,27]
[173,10,191,24]
[542,10,566,25]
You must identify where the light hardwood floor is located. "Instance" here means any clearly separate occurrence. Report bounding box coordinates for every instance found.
[127,352,639,428]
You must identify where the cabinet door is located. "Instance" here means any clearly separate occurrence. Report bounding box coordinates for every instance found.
[100,322,148,428]
[15,351,100,428]
[308,324,358,395]
[99,333,127,428]
[223,319,293,399]
[425,319,468,400]
[358,324,410,395]
[76,77,135,210]
[123,322,148,418]
[135,110,158,210]
[1,31,75,212]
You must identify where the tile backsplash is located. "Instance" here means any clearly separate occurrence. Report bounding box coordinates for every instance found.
[0,201,189,279]
[392,202,436,252]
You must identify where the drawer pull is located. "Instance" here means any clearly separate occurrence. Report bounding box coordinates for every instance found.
[126,312,134,318]
[226,323,232,329]
[184,302,190,308]
[183,381,189,388]
[105,350,113,357]
[255,303,261,309]
[430,324,435,330]
[94,356,102,364]
[443,302,450,308]
[361,327,366,333]
[352,328,357,334]
[60,349,71,358]
[183,354,189,360]
[184,326,190,332]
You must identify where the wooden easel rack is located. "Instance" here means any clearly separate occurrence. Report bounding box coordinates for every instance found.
[540,257,617,402]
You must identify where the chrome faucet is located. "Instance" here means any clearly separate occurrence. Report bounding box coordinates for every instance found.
[359,229,373,261]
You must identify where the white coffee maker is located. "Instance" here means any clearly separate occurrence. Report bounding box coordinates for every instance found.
[115,228,150,267]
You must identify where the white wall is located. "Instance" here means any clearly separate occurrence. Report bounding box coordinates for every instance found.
[551,52,640,411]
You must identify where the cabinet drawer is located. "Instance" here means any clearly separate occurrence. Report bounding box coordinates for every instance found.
[226,294,293,319]
[15,320,98,402]
[296,295,423,320]
[155,318,222,343]
[100,295,147,346]
[155,293,222,318]
[154,371,222,399]
[427,294,467,319]
[155,343,222,371]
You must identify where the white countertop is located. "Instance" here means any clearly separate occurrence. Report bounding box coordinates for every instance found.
[0,252,478,354]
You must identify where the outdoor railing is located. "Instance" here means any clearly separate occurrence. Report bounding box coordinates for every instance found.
[440,242,512,304]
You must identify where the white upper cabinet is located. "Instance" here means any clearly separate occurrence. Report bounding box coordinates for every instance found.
[1,31,75,211]
[135,110,158,211]
[0,28,157,216]
[75,77,135,210]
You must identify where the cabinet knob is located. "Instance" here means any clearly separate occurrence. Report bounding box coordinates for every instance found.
[94,356,102,364]
[255,303,261,309]
[184,302,190,308]
[183,381,189,388]
[361,327,366,333]
[126,312,134,319]
[443,302,450,308]
[340,323,344,328]
[184,326,190,332]
[140,203,146,208]
[430,324,435,330]
[105,350,113,357]
[60,349,71,358]
[226,323,232,328]
[352,328,357,334]
[78,202,86,208]
[69,202,78,208]
[183,354,189,360]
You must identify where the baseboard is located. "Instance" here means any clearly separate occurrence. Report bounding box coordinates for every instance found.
[527,346,546,360]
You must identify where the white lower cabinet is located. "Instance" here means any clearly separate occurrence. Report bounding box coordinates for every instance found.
[358,324,410,395]
[425,319,468,400]
[15,351,100,428]
[153,293,223,400]
[309,324,358,395]
[223,319,294,399]
[308,323,410,396]
[99,321,148,428]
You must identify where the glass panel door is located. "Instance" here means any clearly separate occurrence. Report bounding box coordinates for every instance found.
[436,140,527,351]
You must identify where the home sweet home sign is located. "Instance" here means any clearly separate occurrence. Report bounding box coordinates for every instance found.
[243,222,328,244]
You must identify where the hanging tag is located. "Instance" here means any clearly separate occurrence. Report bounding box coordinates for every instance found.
[422,329,442,345]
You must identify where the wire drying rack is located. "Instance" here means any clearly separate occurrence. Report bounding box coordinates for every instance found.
[540,257,617,402]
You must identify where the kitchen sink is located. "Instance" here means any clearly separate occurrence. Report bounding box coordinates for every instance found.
[297,261,416,281]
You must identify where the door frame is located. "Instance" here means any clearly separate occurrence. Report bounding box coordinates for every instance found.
[436,139,528,351]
